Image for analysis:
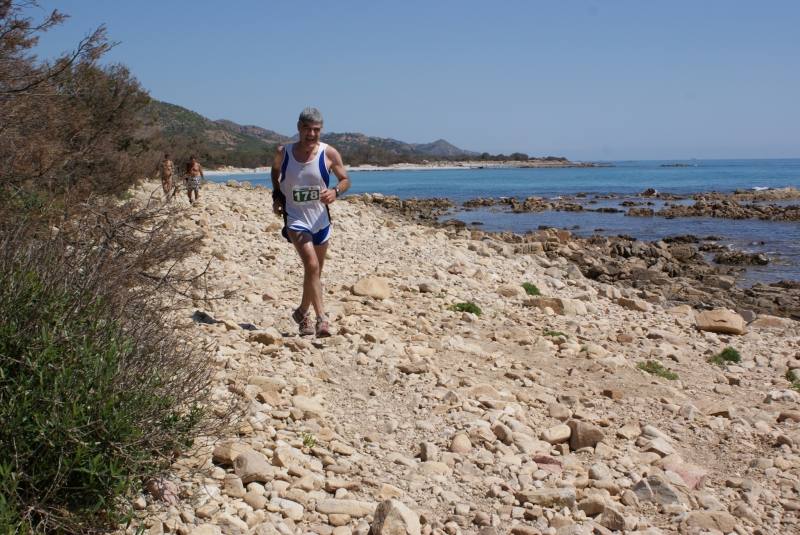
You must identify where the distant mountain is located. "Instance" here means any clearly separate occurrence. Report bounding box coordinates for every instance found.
[288,131,478,156]
[148,100,480,161]
[410,139,478,157]
[148,101,267,153]
[214,120,293,145]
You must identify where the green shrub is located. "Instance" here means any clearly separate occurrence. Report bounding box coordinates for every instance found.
[708,347,741,366]
[636,360,679,380]
[448,302,482,316]
[719,347,741,363]
[521,282,541,296]
[542,330,569,338]
[0,208,222,532]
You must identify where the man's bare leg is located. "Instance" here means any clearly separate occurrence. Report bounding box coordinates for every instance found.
[162,178,172,202]
[287,229,328,318]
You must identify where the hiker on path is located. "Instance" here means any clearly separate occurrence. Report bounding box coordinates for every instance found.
[269,108,350,338]
[184,155,205,204]
[156,153,175,202]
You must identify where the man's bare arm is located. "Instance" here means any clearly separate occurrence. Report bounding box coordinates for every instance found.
[199,165,205,182]
[320,146,350,204]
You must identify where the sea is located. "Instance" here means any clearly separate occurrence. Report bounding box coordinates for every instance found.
[209,159,800,286]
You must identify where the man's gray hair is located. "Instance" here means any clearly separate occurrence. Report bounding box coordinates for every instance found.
[299,107,323,125]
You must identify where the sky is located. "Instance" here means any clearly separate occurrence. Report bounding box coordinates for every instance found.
[30,1,800,160]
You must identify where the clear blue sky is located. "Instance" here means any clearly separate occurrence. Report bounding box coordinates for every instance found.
[32,1,800,160]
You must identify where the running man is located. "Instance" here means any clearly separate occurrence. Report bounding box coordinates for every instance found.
[156,153,175,201]
[184,155,205,204]
[270,108,350,338]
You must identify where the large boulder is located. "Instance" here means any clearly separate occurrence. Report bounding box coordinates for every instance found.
[696,309,747,335]
[567,420,605,450]
[352,277,391,300]
[369,499,421,535]
[233,451,275,483]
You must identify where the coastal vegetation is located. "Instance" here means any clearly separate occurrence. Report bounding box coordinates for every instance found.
[0,3,223,531]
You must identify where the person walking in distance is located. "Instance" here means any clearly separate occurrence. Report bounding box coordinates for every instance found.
[156,153,175,202]
[184,155,205,204]
[270,108,350,338]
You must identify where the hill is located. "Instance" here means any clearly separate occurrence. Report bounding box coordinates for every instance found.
[410,139,479,157]
[214,120,293,145]
[148,101,269,154]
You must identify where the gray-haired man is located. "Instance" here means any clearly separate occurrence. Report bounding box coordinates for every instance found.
[268,108,351,338]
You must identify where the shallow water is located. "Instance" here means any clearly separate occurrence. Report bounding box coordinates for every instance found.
[210,159,800,285]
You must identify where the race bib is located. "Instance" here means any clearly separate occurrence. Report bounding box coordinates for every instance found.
[292,186,320,203]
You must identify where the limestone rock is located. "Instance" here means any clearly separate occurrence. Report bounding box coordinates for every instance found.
[695,309,747,335]
[450,433,472,453]
[515,487,576,508]
[523,297,577,316]
[212,442,253,465]
[249,327,284,346]
[617,298,652,312]
[146,477,179,504]
[248,376,287,392]
[497,284,525,297]
[567,420,605,450]
[233,451,274,483]
[352,277,391,300]
[369,499,421,535]
[682,511,737,534]
[664,463,707,490]
[541,424,571,444]
[316,499,377,518]
[291,395,329,419]
[217,513,249,535]
[632,473,686,505]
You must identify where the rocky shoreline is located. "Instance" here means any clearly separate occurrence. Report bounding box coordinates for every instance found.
[367,194,800,320]
[128,181,800,535]
[459,187,800,222]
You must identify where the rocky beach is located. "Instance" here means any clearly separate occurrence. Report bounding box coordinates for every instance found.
[129,180,800,535]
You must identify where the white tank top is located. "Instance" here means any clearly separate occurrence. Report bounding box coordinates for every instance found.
[279,143,331,233]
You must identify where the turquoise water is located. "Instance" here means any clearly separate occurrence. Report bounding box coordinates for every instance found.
[211,159,800,284]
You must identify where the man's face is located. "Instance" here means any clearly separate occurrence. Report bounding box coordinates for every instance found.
[190,158,196,164]
[297,121,322,148]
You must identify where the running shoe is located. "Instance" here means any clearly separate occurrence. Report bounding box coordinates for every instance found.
[292,308,314,336]
[315,317,331,338]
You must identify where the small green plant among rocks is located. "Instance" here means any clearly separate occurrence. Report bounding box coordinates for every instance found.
[637,360,679,380]
[786,370,800,393]
[448,302,482,316]
[302,433,317,448]
[521,282,542,296]
[708,347,742,366]
[542,330,569,338]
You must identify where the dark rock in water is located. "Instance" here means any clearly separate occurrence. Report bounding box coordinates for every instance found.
[714,251,769,266]
[771,280,800,290]
[663,235,700,244]
[626,207,654,217]
[699,243,727,252]
[702,235,724,241]
[642,188,657,196]
[470,221,484,226]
